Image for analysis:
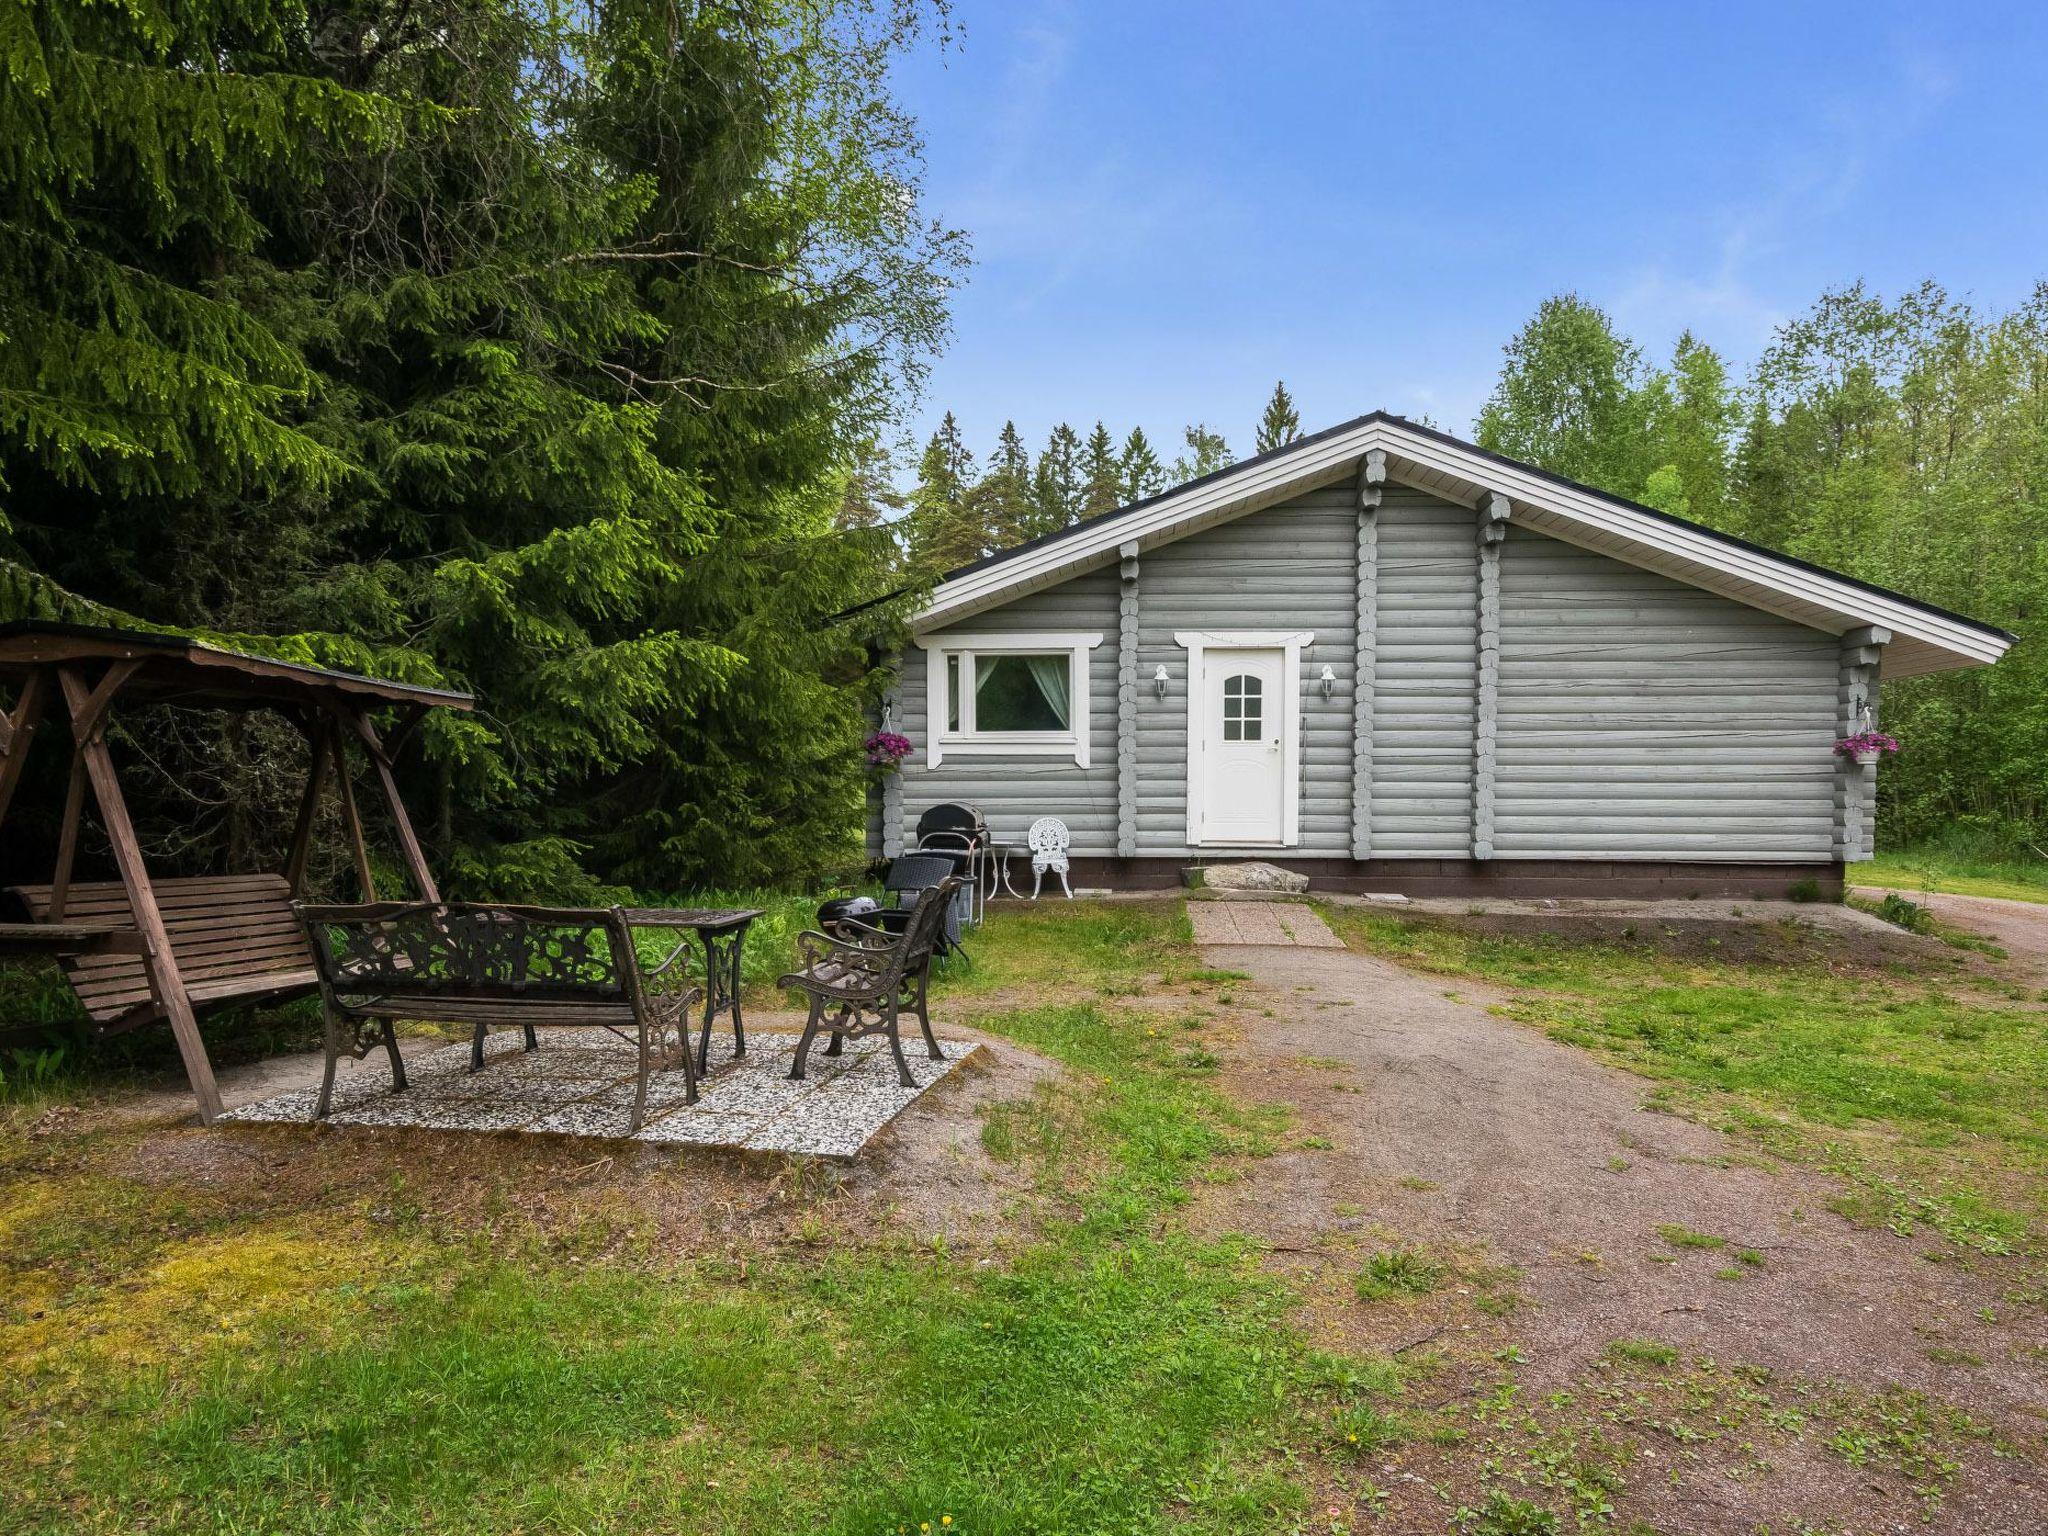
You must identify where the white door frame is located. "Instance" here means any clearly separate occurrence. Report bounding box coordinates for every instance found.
[1175,629,1312,847]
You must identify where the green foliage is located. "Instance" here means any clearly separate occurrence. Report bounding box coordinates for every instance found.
[1476,293,1661,493]
[1455,1490,1560,1536]
[0,0,962,894]
[1171,421,1233,481]
[1254,379,1302,453]
[1029,420,1082,537]
[1865,840,2048,905]
[1355,1245,1442,1301]
[1868,892,1937,934]
[1080,419,1122,517]
[1656,1223,1725,1251]
[908,408,979,570]
[1119,425,1165,500]
[1602,1338,1679,1367]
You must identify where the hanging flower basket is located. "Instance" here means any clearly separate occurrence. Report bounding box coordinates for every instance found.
[1834,730,1899,767]
[864,730,913,772]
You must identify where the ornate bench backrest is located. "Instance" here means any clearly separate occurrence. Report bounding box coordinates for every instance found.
[295,901,628,998]
[890,877,963,981]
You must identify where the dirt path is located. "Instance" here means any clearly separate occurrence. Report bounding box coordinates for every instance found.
[1195,940,2048,1532]
[1855,883,2048,990]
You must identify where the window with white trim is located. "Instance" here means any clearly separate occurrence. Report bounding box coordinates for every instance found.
[915,631,1103,767]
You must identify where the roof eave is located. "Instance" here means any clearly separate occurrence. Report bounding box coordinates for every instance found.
[913,415,2013,677]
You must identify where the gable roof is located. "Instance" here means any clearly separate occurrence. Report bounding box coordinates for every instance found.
[915,412,2014,681]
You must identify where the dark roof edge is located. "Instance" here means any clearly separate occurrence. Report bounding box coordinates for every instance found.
[935,412,2017,647]
[0,620,476,705]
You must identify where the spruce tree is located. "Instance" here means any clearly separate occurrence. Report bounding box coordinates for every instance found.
[835,444,905,532]
[1030,423,1082,535]
[1080,421,1122,517]
[0,0,964,893]
[910,412,979,570]
[1120,427,1165,500]
[978,421,1034,551]
[1254,381,1303,453]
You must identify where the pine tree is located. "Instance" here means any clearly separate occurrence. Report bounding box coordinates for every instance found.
[1170,424,1233,482]
[1120,427,1165,500]
[1030,423,1082,536]
[1080,421,1122,517]
[1255,381,1303,453]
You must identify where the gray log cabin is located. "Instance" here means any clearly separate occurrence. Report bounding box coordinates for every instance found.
[872,415,2012,896]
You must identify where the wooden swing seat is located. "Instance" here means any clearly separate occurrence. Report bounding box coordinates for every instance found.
[8,874,318,1034]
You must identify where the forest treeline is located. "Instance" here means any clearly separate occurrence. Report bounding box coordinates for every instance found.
[0,0,2039,891]
[893,383,1303,569]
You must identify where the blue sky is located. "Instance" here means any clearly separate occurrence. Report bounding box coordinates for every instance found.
[888,0,2048,465]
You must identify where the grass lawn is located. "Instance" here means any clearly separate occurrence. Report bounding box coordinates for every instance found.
[1320,904,2048,1272]
[1862,849,2048,906]
[0,901,1402,1536]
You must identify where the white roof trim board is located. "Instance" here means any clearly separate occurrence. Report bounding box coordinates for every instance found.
[914,414,2013,681]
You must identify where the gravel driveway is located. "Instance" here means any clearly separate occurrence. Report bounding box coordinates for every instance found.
[1193,936,2048,1532]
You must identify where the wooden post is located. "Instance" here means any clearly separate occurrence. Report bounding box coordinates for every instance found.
[880,660,904,858]
[329,721,378,902]
[1834,625,1890,863]
[283,723,332,894]
[1116,541,1140,859]
[1350,452,1384,861]
[346,709,440,902]
[55,665,224,1124]
[0,669,50,833]
[48,752,87,921]
[1471,492,1510,860]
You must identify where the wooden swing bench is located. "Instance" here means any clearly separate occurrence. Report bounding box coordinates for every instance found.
[6,874,318,1034]
[0,622,475,1122]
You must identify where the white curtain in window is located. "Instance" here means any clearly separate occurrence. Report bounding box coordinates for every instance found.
[1024,655,1070,727]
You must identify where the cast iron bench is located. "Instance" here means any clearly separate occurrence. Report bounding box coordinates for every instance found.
[295,900,703,1134]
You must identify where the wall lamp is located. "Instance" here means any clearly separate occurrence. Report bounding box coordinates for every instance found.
[1319,664,1337,700]
[1153,664,1170,700]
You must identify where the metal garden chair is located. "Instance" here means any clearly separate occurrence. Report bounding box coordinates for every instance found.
[780,878,961,1088]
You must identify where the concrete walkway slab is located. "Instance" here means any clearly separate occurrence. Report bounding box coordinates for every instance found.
[1188,901,1342,947]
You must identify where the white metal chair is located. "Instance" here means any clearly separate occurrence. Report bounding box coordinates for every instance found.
[1027,817,1072,899]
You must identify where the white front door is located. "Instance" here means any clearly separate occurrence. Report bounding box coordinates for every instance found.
[1197,647,1285,844]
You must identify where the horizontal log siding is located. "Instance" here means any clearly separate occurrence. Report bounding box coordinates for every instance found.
[898,569,1120,853]
[1493,525,1839,859]
[1134,484,1358,856]
[1370,490,1478,854]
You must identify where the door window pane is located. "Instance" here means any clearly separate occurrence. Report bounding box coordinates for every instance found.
[973,653,1070,732]
[1222,673,1262,742]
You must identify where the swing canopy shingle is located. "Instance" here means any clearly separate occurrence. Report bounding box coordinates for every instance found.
[0,621,474,712]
